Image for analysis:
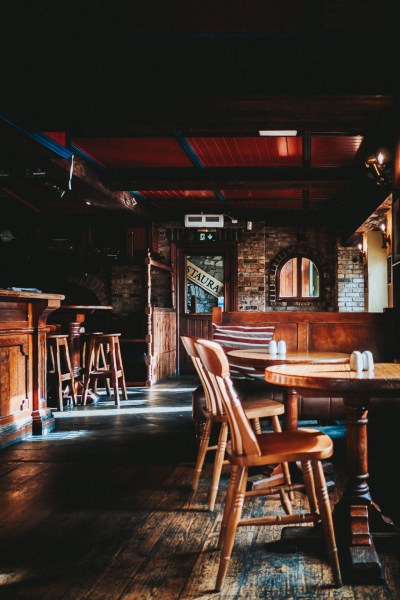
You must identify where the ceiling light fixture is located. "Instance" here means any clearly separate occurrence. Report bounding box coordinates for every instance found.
[259,130,297,136]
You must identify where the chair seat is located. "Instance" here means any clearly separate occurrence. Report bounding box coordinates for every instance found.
[203,397,284,423]
[241,397,285,419]
[226,428,333,467]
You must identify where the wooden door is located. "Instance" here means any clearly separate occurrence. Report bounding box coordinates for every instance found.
[174,241,237,373]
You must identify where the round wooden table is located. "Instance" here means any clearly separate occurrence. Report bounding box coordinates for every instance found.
[227,350,349,427]
[227,349,349,368]
[265,362,400,584]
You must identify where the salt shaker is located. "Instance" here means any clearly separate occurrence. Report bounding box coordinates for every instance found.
[350,351,363,372]
[362,350,374,371]
[268,340,277,354]
[277,340,287,355]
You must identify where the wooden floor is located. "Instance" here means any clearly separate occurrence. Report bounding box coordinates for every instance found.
[0,376,399,599]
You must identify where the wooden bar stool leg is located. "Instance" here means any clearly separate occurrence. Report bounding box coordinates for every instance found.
[116,339,128,399]
[82,337,96,405]
[92,341,102,395]
[100,343,111,395]
[64,340,77,406]
[55,339,64,412]
[109,339,120,406]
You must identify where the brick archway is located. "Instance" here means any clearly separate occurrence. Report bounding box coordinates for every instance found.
[66,273,110,306]
[268,245,330,308]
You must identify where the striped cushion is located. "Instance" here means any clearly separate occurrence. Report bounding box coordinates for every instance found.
[212,324,275,378]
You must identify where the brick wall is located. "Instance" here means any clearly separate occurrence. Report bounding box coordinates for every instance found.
[239,224,336,311]
[336,246,365,312]
[111,265,145,316]
[157,222,365,312]
[237,224,266,310]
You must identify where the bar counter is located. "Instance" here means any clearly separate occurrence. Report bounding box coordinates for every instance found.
[0,289,64,447]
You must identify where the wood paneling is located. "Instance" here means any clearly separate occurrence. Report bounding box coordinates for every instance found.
[178,315,213,372]
[0,290,64,447]
[151,308,176,384]
[212,308,395,361]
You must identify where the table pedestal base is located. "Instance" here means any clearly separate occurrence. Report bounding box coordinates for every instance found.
[333,498,400,584]
[273,498,399,584]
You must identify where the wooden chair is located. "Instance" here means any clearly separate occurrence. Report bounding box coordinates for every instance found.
[82,333,128,406]
[195,338,342,591]
[181,336,291,512]
[47,334,77,411]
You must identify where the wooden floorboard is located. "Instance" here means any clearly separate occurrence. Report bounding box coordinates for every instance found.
[0,376,399,599]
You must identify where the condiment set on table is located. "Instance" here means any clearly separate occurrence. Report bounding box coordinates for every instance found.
[268,340,286,355]
[349,350,374,372]
[268,339,375,372]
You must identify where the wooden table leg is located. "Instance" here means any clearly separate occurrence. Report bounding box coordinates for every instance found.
[282,387,299,431]
[334,401,384,583]
[67,321,81,380]
[66,321,99,403]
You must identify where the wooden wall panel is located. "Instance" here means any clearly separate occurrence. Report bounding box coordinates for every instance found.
[212,308,397,361]
[178,314,213,373]
[151,308,176,384]
[0,290,63,446]
[0,343,29,417]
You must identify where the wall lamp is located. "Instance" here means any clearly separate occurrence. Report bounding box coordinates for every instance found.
[354,242,366,263]
[365,152,390,186]
[380,223,391,249]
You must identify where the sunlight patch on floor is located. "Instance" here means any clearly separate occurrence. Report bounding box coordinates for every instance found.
[54,405,192,418]
[27,430,90,440]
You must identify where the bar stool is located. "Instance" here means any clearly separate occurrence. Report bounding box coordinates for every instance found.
[82,333,128,406]
[47,334,77,411]
[81,332,111,396]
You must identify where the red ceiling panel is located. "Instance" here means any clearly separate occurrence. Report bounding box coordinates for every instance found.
[222,188,303,199]
[227,199,304,210]
[311,135,363,167]
[150,200,222,210]
[187,137,302,167]
[43,132,67,147]
[72,138,194,167]
[137,190,216,199]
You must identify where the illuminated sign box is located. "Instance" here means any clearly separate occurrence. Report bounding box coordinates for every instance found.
[195,231,217,242]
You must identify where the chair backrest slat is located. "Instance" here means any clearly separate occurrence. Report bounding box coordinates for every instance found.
[195,339,261,458]
[181,336,225,416]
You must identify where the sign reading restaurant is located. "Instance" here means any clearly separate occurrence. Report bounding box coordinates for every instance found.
[186,260,224,298]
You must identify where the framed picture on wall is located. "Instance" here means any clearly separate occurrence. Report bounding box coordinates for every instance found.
[392,195,400,264]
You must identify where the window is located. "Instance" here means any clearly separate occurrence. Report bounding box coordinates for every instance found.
[278,256,320,300]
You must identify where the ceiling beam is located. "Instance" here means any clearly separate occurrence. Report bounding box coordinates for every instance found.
[49,156,152,216]
[4,95,394,137]
[101,166,358,191]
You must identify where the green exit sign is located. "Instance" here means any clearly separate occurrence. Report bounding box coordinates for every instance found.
[196,231,217,242]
